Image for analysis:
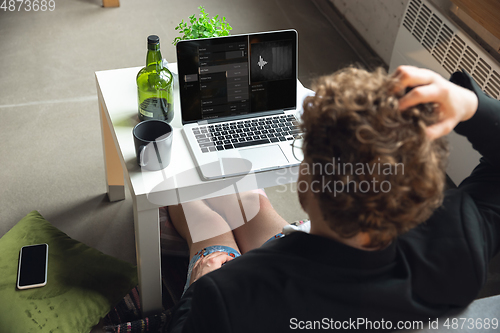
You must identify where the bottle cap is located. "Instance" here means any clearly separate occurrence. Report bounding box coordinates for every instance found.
[147,35,160,45]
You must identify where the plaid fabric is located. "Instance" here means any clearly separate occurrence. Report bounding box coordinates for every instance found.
[103,253,189,333]
[161,255,189,307]
[103,287,172,333]
[159,207,189,257]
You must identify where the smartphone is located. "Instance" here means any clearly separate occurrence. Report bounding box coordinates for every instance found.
[17,243,48,290]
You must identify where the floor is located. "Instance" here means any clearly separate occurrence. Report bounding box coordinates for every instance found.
[1,0,498,332]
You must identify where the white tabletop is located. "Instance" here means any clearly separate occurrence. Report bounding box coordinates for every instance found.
[95,63,313,211]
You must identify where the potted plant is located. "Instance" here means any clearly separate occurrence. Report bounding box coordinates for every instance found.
[172,6,232,45]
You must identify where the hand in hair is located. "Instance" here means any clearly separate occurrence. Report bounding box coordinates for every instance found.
[394,66,478,140]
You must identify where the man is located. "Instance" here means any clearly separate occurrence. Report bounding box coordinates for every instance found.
[168,66,500,332]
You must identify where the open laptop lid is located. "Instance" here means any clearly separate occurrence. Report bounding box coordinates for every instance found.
[176,29,298,125]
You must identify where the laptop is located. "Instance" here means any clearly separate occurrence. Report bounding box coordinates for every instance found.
[176,29,303,180]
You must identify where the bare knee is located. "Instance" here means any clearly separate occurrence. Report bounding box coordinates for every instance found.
[238,192,273,222]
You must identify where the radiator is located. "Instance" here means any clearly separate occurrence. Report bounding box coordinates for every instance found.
[389,0,500,185]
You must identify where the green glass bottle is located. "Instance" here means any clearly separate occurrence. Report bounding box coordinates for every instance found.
[136,35,174,122]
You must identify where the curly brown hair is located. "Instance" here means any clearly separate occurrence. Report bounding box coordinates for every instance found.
[300,67,449,248]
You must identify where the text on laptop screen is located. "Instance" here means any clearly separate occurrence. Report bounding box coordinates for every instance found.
[177,30,297,123]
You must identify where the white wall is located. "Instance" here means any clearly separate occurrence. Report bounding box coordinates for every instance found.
[330,0,410,65]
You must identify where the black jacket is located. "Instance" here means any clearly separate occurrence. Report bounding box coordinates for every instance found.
[169,71,500,332]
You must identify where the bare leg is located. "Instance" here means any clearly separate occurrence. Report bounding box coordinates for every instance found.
[205,192,288,254]
[168,200,240,260]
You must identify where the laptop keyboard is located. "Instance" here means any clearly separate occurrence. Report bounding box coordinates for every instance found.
[192,115,303,153]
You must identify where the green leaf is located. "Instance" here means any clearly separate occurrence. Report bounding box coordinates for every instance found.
[172,6,232,45]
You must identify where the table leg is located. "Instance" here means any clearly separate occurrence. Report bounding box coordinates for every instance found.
[99,100,125,201]
[102,0,120,7]
[133,205,163,316]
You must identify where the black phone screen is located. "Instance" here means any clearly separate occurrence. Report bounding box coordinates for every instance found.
[18,244,48,287]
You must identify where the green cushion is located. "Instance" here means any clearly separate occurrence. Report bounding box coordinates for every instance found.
[0,211,138,333]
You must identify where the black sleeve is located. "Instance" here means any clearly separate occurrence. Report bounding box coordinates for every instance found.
[168,276,232,333]
[450,70,500,259]
[452,70,500,168]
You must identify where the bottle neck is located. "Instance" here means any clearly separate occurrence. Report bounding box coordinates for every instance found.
[146,45,162,68]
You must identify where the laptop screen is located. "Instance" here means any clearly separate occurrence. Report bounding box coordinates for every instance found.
[177,30,297,124]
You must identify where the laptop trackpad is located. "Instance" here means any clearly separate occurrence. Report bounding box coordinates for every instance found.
[238,145,289,172]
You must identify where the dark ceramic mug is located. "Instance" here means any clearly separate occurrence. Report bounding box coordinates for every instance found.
[133,120,173,171]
